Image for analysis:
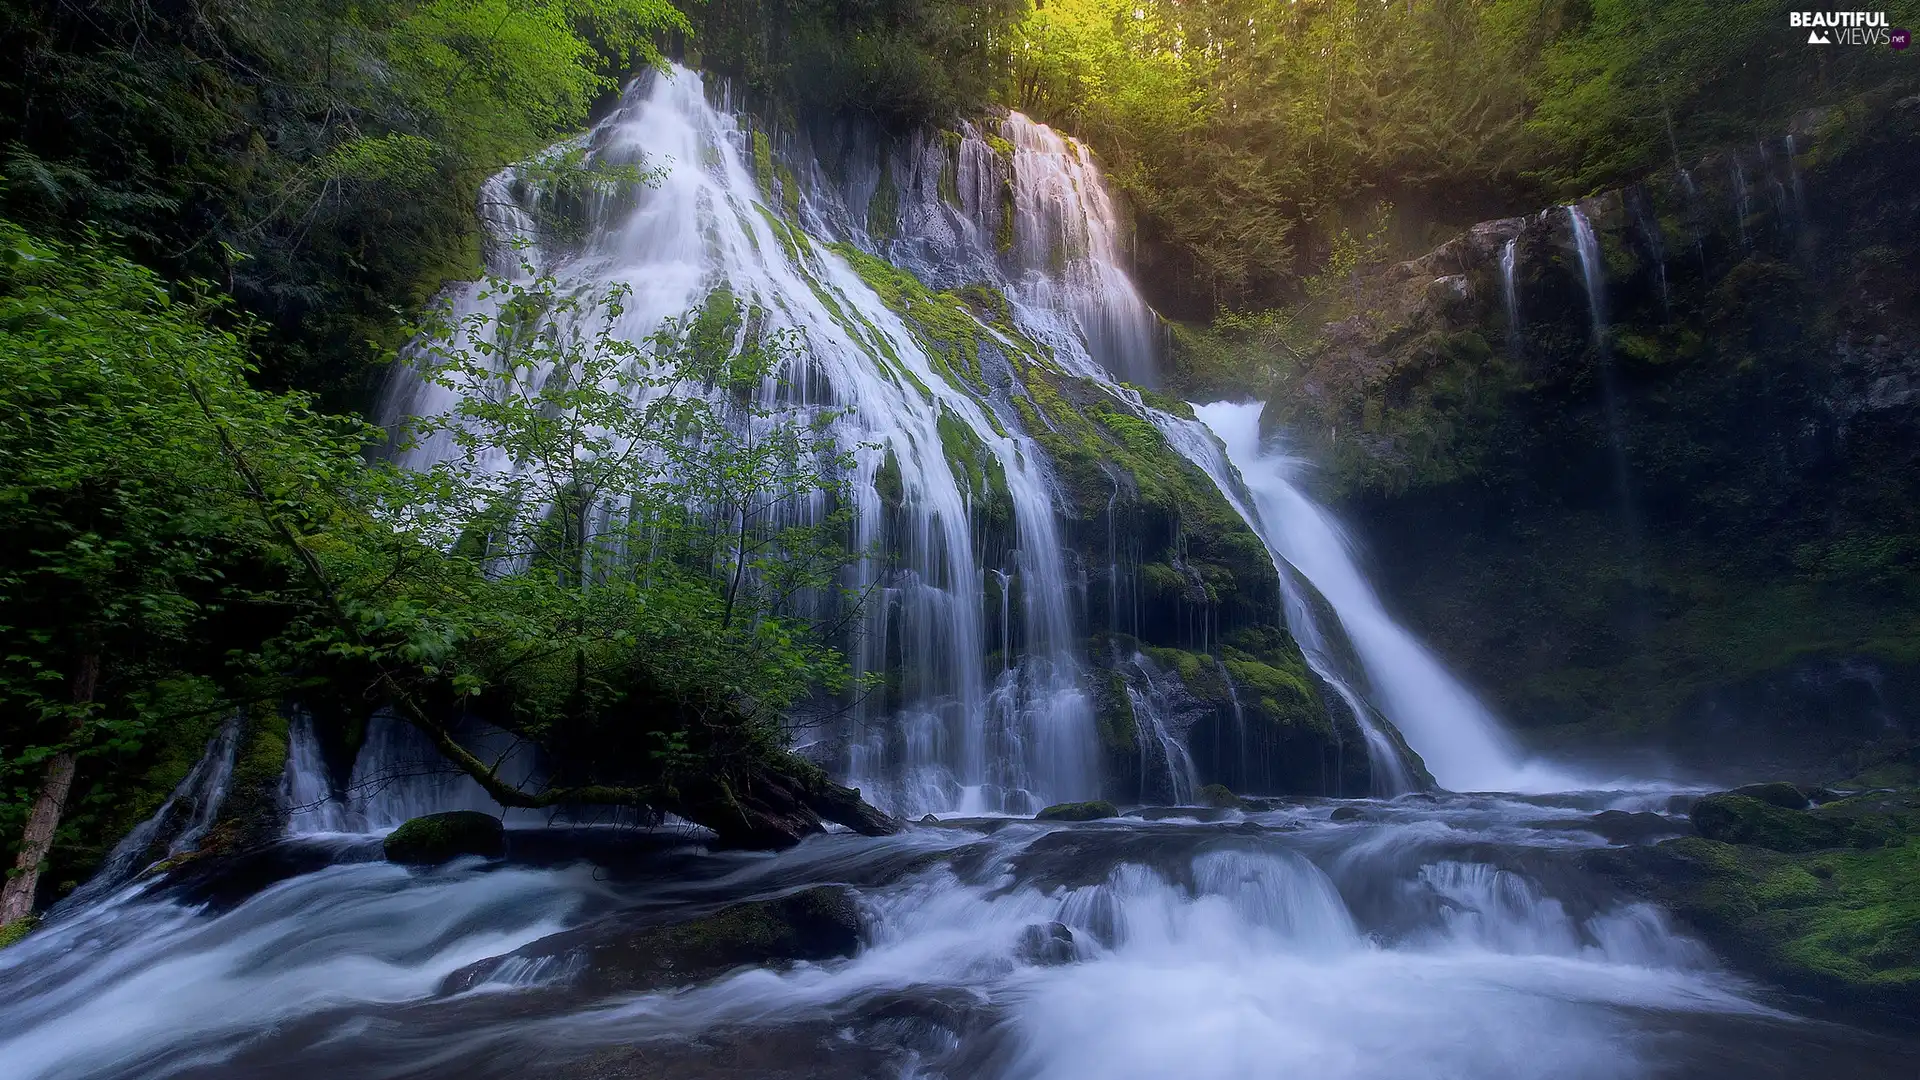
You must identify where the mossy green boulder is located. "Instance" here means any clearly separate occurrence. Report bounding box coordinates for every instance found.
[1599,779,1920,1025]
[1035,800,1120,822]
[1197,783,1247,809]
[383,810,505,864]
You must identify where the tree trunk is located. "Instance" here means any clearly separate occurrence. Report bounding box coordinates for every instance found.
[0,653,97,927]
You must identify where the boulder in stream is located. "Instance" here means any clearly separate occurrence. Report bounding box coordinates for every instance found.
[384,811,505,864]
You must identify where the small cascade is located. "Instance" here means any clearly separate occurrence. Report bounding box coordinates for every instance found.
[998,115,1162,387]
[1117,652,1201,804]
[1629,189,1670,311]
[1566,204,1608,345]
[1567,204,1643,560]
[1498,237,1522,356]
[1785,135,1807,222]
[50,716,242,914]
[285,712,529,834]
[1678,168,1708,268]
[1731,157,1752,246]
[1196,402,1539,793]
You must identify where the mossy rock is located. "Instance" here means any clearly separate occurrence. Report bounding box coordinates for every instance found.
[1592,817,1920,1025]
[1197,783,1247,810]
[1690,793,1897,852]
[383,810,506,864]
[1729,781,1810,810]
[441,885,862,996]
[0,915,39,950]
[1035,800,1120,822]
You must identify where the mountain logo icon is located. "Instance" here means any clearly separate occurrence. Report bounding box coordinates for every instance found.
[1808,29,1832,44]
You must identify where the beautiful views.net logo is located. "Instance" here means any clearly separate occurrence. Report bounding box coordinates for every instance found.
[1789,11,1903,46]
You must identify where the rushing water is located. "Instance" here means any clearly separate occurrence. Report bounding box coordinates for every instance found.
[6,795,1915,1080]
[1196,403,1557,793]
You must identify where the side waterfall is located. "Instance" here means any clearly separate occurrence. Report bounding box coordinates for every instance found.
[1194,403,1546,793]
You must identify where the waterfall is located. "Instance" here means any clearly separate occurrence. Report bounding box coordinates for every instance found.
[49,716,242,914]
[1134,407,1414,793]
[285,713,541,834]
[377,67,1115,818]
[1499,238,1521,357]
[1194,402,1545,793]
[1116,651,1201,804]
[1785,135,1807,222]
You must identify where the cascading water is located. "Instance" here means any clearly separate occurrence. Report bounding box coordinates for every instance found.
[1131,406,1416,793]
[1195,402,1548,793]
[49,716,243,914]
[1567,205,1644,565]
[1567,204,1608,346]
[285,713,533,835]
[378,68,1117,818]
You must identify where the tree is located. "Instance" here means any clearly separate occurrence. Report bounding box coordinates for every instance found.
[0,223,372,926]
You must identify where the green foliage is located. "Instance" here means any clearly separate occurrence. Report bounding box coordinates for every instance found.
[688,0,1023,128]
[0,0,688,404]
[1,220,868,894]
[1012,0,1918,311]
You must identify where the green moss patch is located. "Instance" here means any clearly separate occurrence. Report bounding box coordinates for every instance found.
[384,810,506,864]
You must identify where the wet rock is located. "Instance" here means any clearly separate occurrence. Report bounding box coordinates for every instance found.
[441,885,861,996]
[1016,921,1076,966]
[383,811,505,864]
[1329,805,1367,822]
[919,813,941,825]
[1035,800,1119,822]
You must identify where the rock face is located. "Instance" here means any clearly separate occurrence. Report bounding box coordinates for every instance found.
[1181,93,1920,778]
[383,811,505,864]
[442,886,863,996]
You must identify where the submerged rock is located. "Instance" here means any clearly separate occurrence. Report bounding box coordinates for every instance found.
[383,811,505,864]
[442,885,862,996]
[1016,921,1076,966]
[1035,800,1120,822]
